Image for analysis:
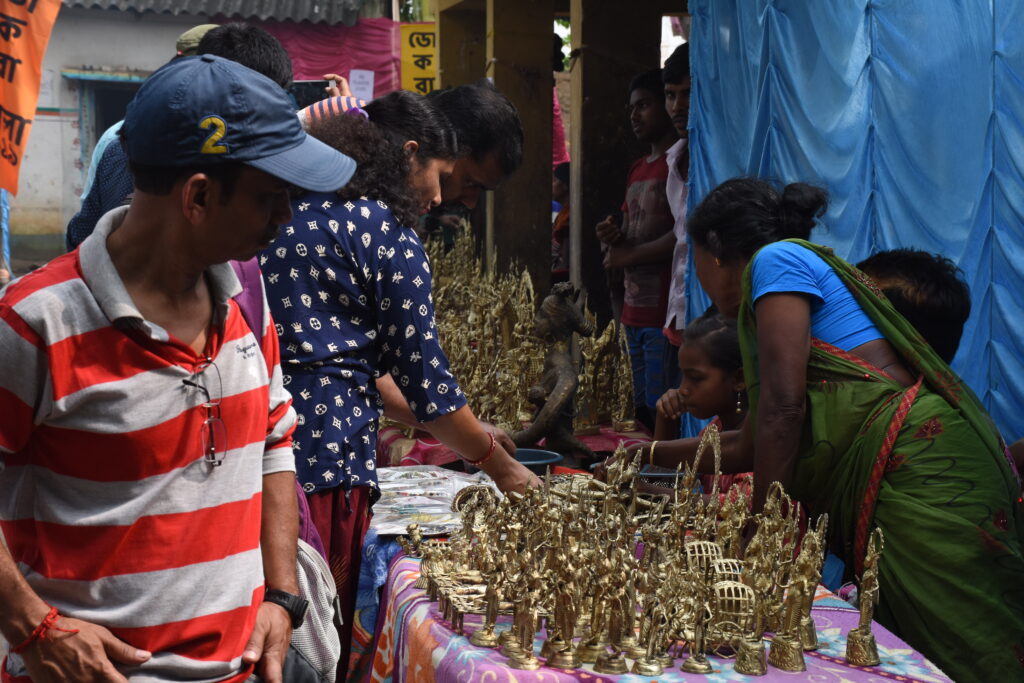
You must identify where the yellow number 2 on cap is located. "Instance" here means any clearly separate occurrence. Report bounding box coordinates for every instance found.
[199,116,229,154]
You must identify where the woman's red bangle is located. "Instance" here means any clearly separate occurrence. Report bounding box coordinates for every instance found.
[10,606,79,654]
[462,432,497,468]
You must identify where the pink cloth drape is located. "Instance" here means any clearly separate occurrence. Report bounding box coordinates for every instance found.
[258,18,401,98]
[552,86,570,167]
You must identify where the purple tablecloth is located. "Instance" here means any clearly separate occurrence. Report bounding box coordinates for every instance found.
[368,555,951,683]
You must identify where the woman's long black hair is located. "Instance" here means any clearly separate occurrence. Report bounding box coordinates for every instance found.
[308,114,419,226]
[307,91,458,227]
[365,90,458,164]
[687,177,828,263]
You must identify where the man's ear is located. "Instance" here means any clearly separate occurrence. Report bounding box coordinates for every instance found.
[402,139,419,157]
[181,173,212,222]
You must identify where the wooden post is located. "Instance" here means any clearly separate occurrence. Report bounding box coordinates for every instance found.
[486,0,554,298]
[569,0,666,328]
[436,0,486,87]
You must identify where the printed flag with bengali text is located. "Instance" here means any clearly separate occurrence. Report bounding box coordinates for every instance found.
[0,0,61,195]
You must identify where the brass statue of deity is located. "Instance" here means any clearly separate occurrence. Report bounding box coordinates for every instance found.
[408,425,884,679]
[846,528,885,667]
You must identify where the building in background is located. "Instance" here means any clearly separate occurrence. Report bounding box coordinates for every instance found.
[10,0,391,262]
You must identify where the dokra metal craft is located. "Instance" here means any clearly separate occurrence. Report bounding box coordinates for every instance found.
[401,425,885,675]
[421,231,634,444]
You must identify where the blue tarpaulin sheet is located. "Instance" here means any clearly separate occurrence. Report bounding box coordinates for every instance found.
[687,0,1024,441]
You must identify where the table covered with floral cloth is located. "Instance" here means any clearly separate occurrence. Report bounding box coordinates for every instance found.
[367,554,951,683]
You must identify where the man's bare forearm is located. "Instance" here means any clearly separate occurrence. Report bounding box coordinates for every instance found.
[261,471,299,594]
[622,231,676,267]
[651,428,752,474]
[0,535,51,645]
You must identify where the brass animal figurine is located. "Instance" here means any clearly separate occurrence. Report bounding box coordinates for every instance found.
[512,283,595,465]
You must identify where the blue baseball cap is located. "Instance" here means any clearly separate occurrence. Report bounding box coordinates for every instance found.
[122,54,355,192]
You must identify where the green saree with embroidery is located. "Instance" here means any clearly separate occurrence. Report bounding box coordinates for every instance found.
[739,240,1024,683]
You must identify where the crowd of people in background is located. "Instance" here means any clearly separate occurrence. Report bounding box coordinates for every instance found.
[590,43,1022,683]
[0,20,1021,683]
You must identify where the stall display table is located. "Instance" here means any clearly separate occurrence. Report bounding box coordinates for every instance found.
[378,425,651,468]
[368,554,951,683]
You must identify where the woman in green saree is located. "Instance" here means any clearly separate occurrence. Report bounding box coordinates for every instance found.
[684,178,1023,682]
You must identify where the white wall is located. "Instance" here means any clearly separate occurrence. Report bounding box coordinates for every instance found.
[10,7,208,249]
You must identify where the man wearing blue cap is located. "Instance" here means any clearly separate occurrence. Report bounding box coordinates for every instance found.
[0,55,354,683]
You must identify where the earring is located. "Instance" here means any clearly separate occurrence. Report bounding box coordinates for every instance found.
[715,257,722,267]
[736,391,743,414]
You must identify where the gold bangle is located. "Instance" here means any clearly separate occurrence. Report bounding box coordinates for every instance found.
[648,440,659,467]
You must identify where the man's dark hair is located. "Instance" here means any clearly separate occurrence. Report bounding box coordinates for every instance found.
[629,68,666,100]
[663,43,690,85]
[197,23,293,89]
[124,151,245,200]
[365,90,458,163]
[122,22,292,197]
[427,80,524,175]
[857,249,971,363]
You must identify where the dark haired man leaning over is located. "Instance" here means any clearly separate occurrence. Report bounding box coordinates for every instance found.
[0,55,354,683]
[427,78,525,210]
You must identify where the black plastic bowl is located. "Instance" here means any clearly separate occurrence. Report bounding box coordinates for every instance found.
[515,448,563,474]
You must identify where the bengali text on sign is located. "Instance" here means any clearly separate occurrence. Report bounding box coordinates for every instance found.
[400,23,437,96]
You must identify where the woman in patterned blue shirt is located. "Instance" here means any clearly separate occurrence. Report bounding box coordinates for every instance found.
[260,93,537,661]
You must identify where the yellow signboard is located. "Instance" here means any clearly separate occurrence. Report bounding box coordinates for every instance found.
[400,22,437,95]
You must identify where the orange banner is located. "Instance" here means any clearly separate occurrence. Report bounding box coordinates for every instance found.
[0,0,61,195]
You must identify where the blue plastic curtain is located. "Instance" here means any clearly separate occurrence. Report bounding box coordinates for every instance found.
[687,0,1024,441]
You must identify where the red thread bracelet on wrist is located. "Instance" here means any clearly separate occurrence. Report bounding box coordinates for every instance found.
[461,432,496,468]
[10,606,80,654]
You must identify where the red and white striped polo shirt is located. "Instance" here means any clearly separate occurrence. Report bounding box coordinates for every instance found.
[0,207,297,682]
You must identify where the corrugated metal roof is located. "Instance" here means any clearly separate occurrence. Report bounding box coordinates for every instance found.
[62,0,371,26]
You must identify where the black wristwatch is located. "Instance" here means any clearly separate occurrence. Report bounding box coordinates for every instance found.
[264,588,309,628]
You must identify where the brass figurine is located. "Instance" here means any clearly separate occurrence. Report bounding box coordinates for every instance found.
[397,523,424,558]
[846,527,884,667]
[511,283,595,465]
[412,424,868,679]
[767,577,807,672]
[796,514,828,651]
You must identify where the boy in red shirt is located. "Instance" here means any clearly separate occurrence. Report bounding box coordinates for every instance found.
[596,69,679,429]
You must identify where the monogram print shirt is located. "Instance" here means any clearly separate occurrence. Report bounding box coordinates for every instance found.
[260,192,466,495]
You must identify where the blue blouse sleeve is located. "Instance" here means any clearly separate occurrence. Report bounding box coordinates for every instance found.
[750,241,825,305]
[348,199,467,422]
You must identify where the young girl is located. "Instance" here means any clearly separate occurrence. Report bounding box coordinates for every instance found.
[640,308,754,497]
[657,308,746,433]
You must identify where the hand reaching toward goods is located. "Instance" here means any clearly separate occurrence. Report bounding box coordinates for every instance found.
[484,452,540,494]
[479,421,516,456]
